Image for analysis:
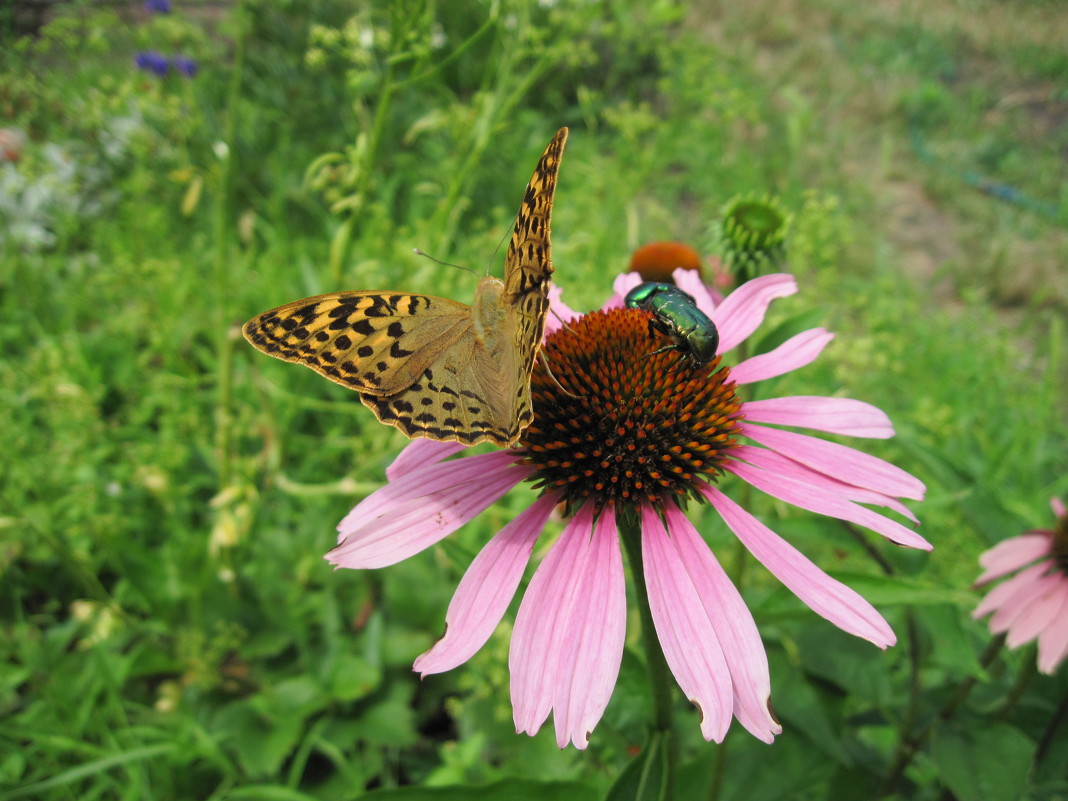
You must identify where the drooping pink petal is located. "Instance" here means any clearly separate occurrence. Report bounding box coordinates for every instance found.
[671,269,718,318]
[546,285,582,336]
[386,439,466,481]
[711,274,797,353]
[975,533,1052,585]
[511,503,596,739]
[414,492,560,676]
[1037,590,1068,674]
[972,562,1050,619]
[730,329,835,385]
[702,484,897,647]
[337,450,522,540]
[741,423,925,501]
[654,503,780,742]
[510,502,627,749]
[733,445,920,524]
[742,396,895,439]
[551,505,627,749]
[1002,575,1066,648]
[725,459,932,550]
[640,503,734,743]
[327,463,530,568]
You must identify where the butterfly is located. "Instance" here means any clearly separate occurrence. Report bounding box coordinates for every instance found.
[242,127,568,446]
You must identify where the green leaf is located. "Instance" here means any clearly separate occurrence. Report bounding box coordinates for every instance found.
[793,626,895,704]
[605,730,671,801]
[713,730,837,801]
[770,650,848,763]
[325,653,382,702]
[352,680,419,748]
[753,308,826,355]
[932,721,1034,801]
[825,572,975,608]
[356,779,597,801]
[224,785,321,801]
[214,699,307,779]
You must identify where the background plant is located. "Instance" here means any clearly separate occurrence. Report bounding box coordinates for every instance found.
[1,1,1066,800]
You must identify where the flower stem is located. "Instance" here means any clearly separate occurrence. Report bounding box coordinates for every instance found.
[881,633,1005,795]
[619,508,676,799]
[213,0,247,490]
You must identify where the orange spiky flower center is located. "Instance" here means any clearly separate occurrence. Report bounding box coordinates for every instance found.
[520,308,744,515]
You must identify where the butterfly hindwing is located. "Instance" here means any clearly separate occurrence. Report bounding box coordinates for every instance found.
[359,339,521,445]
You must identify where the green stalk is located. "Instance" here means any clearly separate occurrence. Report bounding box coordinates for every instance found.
[213,0,247,489]
[881,634,1006,796]
[619,508,676,800]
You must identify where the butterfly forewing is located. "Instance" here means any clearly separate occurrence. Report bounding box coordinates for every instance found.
[243,292,472,395]
[242,127,568,446]
[501,127,568,431]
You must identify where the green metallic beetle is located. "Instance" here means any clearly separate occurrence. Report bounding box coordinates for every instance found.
[624,281,720,369]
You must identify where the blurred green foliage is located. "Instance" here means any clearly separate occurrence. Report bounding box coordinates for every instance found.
[1,0,1066,799]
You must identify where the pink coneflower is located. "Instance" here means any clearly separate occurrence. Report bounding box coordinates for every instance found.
[328,269,928,749]
[973,497,1068,674]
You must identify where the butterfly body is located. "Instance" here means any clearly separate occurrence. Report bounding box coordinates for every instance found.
[243,128,568,446]
[624,281,720,370]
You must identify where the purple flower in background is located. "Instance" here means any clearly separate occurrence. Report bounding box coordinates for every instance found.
[173,56,197,78]
[135,51,170,77]
[144,0,171,13]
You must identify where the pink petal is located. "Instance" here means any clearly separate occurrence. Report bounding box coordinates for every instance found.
[511,503,596,739]
[546,285,582,337]
[671,269,718,317]
[730,329,835,385]
[640,503,734,743]
[972,562,1050,619]
[711,274,797,353]
[1051,497,1066,519]
[327,463,529,568]
[551,505,627,749]
[510,502,627,749]
[989,570,1059,635]
[606,272,644,309]
[725,459,932,551]
[1002,575,1068,648]
[1037,590,1068,674]
[742,396,895,439]
[413,492,560,675]
[975,533,1052,585]
[702,484,897,647]
[740,424,926,501]
[337,450,522,540]
[653,503,780,742]
[732,445,920,523]
[386,440,466,481]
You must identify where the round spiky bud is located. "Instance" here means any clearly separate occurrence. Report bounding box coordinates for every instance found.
[715,194,791,282]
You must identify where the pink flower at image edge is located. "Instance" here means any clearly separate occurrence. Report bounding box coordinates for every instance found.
[974,497,1068,674]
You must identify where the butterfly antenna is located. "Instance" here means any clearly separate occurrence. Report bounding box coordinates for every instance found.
[539,348,581,399]
[413,248,481,279]
[485,227,512,277]
[549,305,578,335]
